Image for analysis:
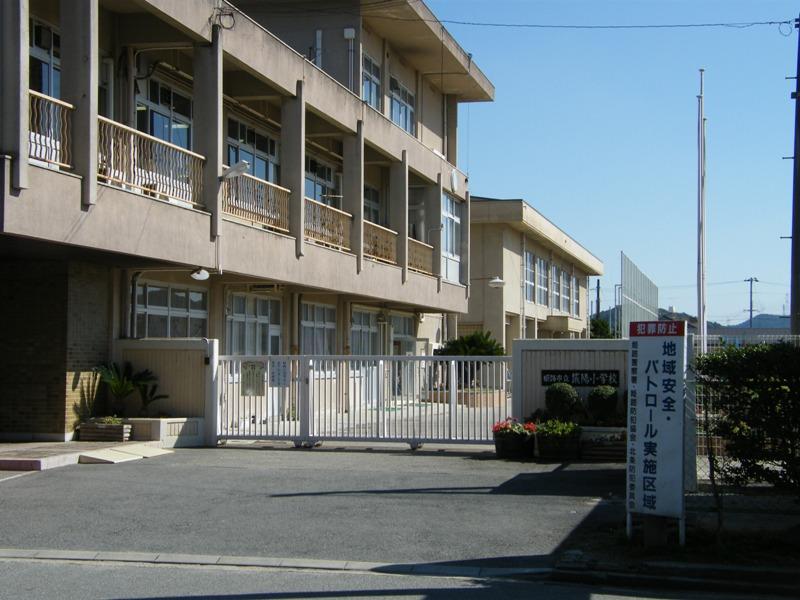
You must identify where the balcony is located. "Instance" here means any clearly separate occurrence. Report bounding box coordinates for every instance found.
[408,237,434,276]
[97,117,205,207]
[222,173,290,233]
[363,221,398,265]
[304,198,352,251]
[28,91,73,169]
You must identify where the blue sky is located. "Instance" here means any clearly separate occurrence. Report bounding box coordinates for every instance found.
[427,0,797,324]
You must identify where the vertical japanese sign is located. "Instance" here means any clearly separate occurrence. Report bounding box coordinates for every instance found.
[627,321,687,519]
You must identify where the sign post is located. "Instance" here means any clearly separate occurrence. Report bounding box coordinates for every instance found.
[626,321,688,545]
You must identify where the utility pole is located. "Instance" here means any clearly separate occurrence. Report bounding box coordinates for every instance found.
[791,15,800,334]
[697,69,708,353]
[745,277,759,328]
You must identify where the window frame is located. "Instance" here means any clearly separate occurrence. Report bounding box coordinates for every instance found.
[304,154,339,208]
[135,76,193,150]
[362,53,381,111]
[537,257,549,306]
[29,17,61,98]
[351,309,380,355]
[225,114,280,184]
[389,76,416,135]
[135,281,208,339]
[572,275,580,317]
[441,192,463,284]
[300,302,337,355]
[551,265,561,310]
[363,184,384,226]
[226,293,282,356]
[524,250,535,303]
[561,270,571,313]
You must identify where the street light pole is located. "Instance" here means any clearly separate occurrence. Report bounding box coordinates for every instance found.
[790,15,800,334]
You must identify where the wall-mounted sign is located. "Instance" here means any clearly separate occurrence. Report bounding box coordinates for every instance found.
[241,362,265,396]
[542,370,620,387]
[269,358,290,388]
[627,321,687,520]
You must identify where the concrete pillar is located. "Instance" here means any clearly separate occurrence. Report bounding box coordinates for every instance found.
[380,39,389,115]
[194,25,223,238]
[282,81,305,257]
[463,190,471,293]
[0,0,29,190]
[445,95,458,165]
[60,0,99,207]
[446,313,458,341]
[389,150,409,281]
[342,121,364,271]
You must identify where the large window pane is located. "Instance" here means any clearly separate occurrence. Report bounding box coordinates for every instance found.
[170,315,188,337]
[147,286,168,308]
[189,317,207,338]
[148,314,168,337]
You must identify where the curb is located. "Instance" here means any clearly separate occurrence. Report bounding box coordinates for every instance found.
[0,548,552,581]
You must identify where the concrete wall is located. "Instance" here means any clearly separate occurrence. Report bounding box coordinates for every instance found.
[512,339,628,418]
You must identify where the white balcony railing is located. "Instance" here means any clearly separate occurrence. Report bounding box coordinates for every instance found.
[304,198,352,251]
[364,221,398,264]
[29,90,73,169]
[97,116,204,206]
[408,237,435,275]
[222,172,291,233]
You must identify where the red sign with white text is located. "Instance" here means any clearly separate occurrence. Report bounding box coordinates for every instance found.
[629,321,685,338]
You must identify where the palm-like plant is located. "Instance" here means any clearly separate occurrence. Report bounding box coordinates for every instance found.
[94,362,156,416]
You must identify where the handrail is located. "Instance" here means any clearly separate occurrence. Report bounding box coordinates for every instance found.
[304,197,353,219]
[364,220,398,236]
[222,171,291,233]
[29,89,74,109]
[409,237,434,250]
[238,170,292,194]
[98,116,205,160]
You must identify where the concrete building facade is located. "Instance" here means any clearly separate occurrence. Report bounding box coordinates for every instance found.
[0,0,493,440]
[464,198,604,350]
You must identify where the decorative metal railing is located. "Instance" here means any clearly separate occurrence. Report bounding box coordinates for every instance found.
[28,90,73,168]
[408,238,435,275]
[363,221,398,264]
[222,172,291,233]
[97,116,204,206]
[304,198,352,251]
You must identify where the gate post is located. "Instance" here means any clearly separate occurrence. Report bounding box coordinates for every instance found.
[204,339,220,446]
[298,358,312,444]
[448,360,457,439]
[377,359,385,439]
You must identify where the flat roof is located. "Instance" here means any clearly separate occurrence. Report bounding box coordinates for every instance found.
[471,197,604,276]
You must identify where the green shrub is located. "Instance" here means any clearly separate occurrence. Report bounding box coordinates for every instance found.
[588,385,618,422]
[537,419,581,438]
[545,382,580,419]
[435,330,504,356]
[695,342,800,495]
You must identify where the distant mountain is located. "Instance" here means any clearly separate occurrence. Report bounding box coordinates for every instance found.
[730,313,789,329]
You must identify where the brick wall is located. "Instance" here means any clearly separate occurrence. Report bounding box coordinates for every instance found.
[0,260,68,436]
[64,262,111,432]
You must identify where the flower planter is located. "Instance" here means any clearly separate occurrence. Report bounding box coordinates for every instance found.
[537,435,581,461]
[580,439,626,462]
[494,433,535,460]
[78,423,132,442]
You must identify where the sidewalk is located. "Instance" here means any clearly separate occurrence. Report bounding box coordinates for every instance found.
[0,440,164,471]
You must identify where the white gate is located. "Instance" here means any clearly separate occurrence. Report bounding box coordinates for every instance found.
[217,355,512,446]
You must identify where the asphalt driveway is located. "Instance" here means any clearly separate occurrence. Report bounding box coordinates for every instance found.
[0,443,624,568]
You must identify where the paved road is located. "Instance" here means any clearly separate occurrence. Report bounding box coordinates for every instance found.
[0,559,778,600]
[0,444,624,567]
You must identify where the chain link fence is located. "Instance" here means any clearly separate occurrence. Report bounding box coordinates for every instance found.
[686,334,800,515]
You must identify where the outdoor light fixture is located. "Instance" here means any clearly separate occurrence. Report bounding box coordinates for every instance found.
[488,276,505,288]
[190,268,210,281]
[219,160,249,181]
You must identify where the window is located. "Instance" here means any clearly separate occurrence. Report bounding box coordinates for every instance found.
[389,77,415,135]
[226,294,281,356]
[351,310,379,355]
[226,117,279,183]
[135,78,192,149]
[562,270,570,313]
[441,192,463,284]
[537,257,549,306]
[572,276,580,317]
[301,302,336,354]
[305,156,339,207]
[29,18,60,98]
[364,185,384,225]
[551,265,560,310]
[524,250,535,303]
[391,315,415,356]
[362,54,381,110]
[135,283,207,338]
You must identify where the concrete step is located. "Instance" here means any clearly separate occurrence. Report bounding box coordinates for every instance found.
[111,444,172,458]
[78,449,144,464]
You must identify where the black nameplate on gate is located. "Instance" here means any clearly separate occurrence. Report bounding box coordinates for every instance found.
[541,370,620,387]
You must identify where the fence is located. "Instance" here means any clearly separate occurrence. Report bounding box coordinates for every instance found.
[217,355,511,446]
[408,238,434,275]
[363,221,398,264]
[222,172,290,233]
[97,116,205,206]
[687,333,800,513]
[29,90,73,168]
[304,198,352,251]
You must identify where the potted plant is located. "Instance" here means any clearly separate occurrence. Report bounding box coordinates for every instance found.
[536,419,581,461]
[492,418,536,459]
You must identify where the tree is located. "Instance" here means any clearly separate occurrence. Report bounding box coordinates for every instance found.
[590,317,613,339]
